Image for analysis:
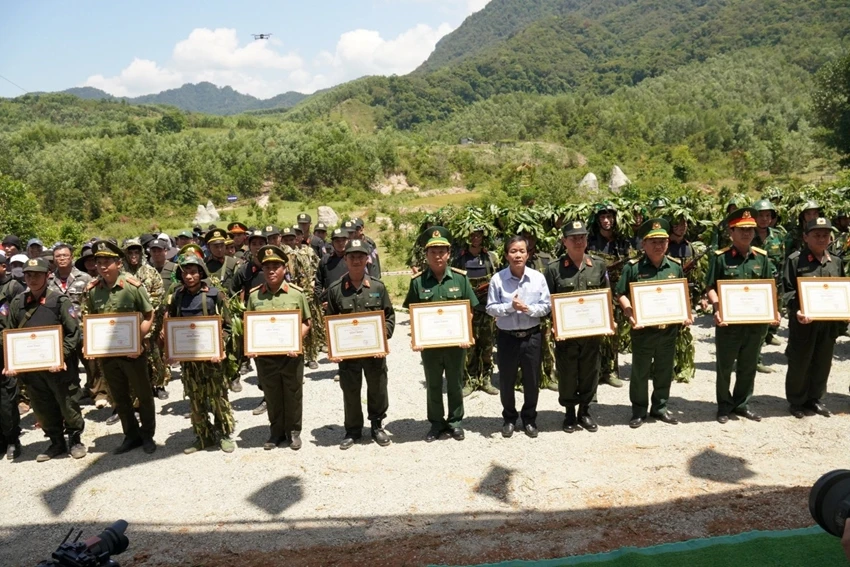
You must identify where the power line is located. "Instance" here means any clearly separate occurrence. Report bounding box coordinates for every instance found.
[0,73,28,94]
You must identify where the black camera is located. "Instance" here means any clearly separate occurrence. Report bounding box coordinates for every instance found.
[810,470,850,537]
[37,520,129,567]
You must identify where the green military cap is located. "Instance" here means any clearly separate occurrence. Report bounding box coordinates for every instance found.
[247,229,268,243]
[204,228,227,244]
[331,228,348,240]
[752,199,777,213]
[122,237,143,250]
[637,218,671,240]
[345,238,370,255]
[724,207,758,229]
[92,239,125,259]
[224,236,234,245]
[424,226,451,249]
[805,217,832,233]
[179,243,204,259]
[263,224,281,237]
[562,220,589,237]
[342,220,356,233]
[176,254,209,278]
[227,221,248,234]
[315,222,328,232]
[23,257,50,273]
[281,226,296,237]
[297,213,312,224]
[176,230,194,239]
[291,224,303,235]
[257,245,287,264]
[352,217,364,228]
[148,238,168,250]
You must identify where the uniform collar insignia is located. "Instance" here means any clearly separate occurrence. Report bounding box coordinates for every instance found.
[282,283,289,293]
[363,277,371,288]
[585,256,592,267]
[563,259,570,267]
[345,281,350,290]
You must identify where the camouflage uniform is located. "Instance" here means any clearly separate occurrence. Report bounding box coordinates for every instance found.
[124,257,169,390]
[666,237,696,383]
[287,244,323,364]
[525,250,556,389]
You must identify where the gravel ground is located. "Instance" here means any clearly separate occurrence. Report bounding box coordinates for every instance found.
[2,313,849,566]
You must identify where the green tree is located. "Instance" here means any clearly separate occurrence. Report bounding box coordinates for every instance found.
[0,174,41,240]
[812,53,850,160]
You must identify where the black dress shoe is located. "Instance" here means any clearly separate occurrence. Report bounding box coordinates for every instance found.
[733,409,762,422]
[578,406,598,432]
[114,437,143,455]
[451,427,465,441]
[501,422,515,438]
[629,416,645,429]
[523,423,538,438]
[651,411,679,425]
[717,413,729,424]
[142,437,156,454]
[806,401,832,417]
[563,407,577,433]
[425,428,442,443]
[263,437,281,450]
[789,405,806,419]
[340,434,360,450]
[105,411,121,426]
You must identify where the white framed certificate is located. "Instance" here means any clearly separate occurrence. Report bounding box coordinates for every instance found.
[243,310,302,356]
[325,312,388,359]
[83,313,142,358]
[3,325,64,373]
[551,289,614,340]
[798,278,850,321]
[630,278,692,327]
[717,279,778,324]
[164,316,223,362]
[409,300,473,349]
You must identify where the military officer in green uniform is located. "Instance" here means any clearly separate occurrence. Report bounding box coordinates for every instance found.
[783,217,848,418]
[752,199,786,373]
[452,227,500,396]
[245,245,311,451]
[84,240,157,454]
[706,208,777,424]
[403,226,478,442]
[3,258,85,462]
[617,219,690,429]
[545,220,609,433]
[0,253,24,459]
[326,239,395,449]
[204,228,239,291]
[165,255,236,453]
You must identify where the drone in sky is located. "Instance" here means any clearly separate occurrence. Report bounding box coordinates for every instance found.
[251,33,272,40]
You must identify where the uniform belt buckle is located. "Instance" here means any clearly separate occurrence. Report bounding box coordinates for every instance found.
[658,324,668,330]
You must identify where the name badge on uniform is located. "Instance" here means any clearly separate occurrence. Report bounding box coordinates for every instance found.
[370,292,381,297]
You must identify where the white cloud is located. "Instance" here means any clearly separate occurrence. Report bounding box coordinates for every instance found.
[82,22,456,99]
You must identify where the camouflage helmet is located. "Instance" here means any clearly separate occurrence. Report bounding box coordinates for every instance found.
[801,199,821,212]
[594,201,617,215]
[650,197,668,211]
[762,186,783,203]
[175,254,209,280]
[752,199,777,216]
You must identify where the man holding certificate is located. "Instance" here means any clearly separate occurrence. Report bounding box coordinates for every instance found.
[165,256,236,454]
[403,226,478,443]
[487,235,551,439]
[326,239,395,450]
[705,208,777,424]
[616,219,690,429]
[544,221,609,433]
[245,245,311,451]
[4,257,84,462]
[783,217,847,419]
[84,240,157,454]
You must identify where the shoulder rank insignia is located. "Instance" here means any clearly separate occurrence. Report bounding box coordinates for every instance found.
[751,246,766,255]
[450,267,467,276]
[628,258,639,265]
[124,275,142,287]
[585,257,593,267]
[411,271,423,279]
[715,247,730,256]
[85,279,100,291]
[250,284,264,293]
[363,278,371,288]
[289,283,303,292]
[667,256,681,264]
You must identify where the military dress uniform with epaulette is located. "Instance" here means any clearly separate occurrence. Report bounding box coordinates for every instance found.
[617,250,685,423]
[327,267,395,446]
[782,219,846,416]
[452,246,500,395]
[8,259,84,461]
[0,274,25,459]
[166,260,235,453]
[403,233,478,437]
[545,247,608,430]
[246,248,311,448]
[705,210,775,420]
[84,272,157,445]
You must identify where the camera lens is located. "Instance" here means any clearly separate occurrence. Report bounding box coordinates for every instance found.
[87,520,129,557]
[809,470,850,537]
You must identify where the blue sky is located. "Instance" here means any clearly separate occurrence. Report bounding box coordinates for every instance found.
[0,0,491,99]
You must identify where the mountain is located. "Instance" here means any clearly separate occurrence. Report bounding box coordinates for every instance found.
[57,82,307,115]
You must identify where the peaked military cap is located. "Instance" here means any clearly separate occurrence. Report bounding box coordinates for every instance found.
[352,217,365,228]
[724,207,758,229]
[23,257,49,273]
[92,239,125,259]
[297,213,312,223]
[263,225,281,237]
[424,226,451,249]
[331,228,348,240]
[637,218,670,240]
[315,222,328,232]
[281,227,296,237]
[805,217,832,233]
[176,230,194,240]
[179,243,204,259]
[562,220,589,237]
[342,221,356,233]
[205,228,227,244]
[247,229,268,242]
[227,221,248,234]
[345,239,370,255]
[257,245,287,264]
[291,224,303,235]
[148,238,169,250]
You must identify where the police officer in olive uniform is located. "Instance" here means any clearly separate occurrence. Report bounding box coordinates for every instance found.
[706,208,777,424]
[783,217,847,418]
[403,226,478,442]
[452,228,500,396]
[5,257,85,462]
[617,219,690,429]
[0,253,24,459]
[327,239,395,449]
[752,199,786,373]
[84,240,158,454]
[545,221,609,433]
[204,228,239,291]
[246,245,311,450]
